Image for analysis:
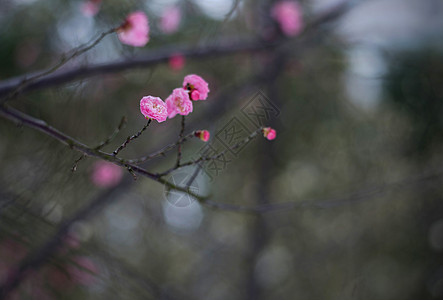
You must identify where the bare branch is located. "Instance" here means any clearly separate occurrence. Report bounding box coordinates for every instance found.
[113,119,152,156]
[96,116,127,151]
[0,39,276,97]
[127,132,197,165]
[0,105,206,201]
[1,28,116,103]
[0,177,133,299]
[175,116,186,168]
[0,0,361,98]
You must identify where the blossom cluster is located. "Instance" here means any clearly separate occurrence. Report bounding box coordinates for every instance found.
[139,74,210,122]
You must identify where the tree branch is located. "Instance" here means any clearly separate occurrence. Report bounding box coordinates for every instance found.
[0,105,206,201]
[0,39,276,97]
[0,0,362,98]
[0,177,133,299]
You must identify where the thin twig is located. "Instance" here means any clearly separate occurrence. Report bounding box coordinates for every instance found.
[185,165,202,189]
[127,166,138,181]
[71,154,86,172]
[71,116,127,172]
[1,28,116,104]
[113,119,152,156]
[158,128,262,177]
[95,116,127,150]
[0,177,133,299]
[0,1,358,98]
[2,103,442,215]
[175,116,186,168]
[127,132,197,165]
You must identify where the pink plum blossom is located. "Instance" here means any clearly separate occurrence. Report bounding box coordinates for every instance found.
[166,88,193,119]
[140,96,168,122]
[169,54,185,71]
[183,74,209,101]
[271,1,303,37]
[262,127,277,140]
[195,130,210,142]
[159,6,181,34]
[117,11,150,47]
[81,0,101,17]
[91,161,123,188]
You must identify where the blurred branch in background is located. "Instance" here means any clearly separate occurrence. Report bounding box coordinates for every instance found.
[0,0,358,98]
[0,176,133,299]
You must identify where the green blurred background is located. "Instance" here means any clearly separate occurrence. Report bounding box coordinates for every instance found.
[1,0,443,299]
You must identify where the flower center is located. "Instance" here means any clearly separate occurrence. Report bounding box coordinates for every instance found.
[175,97,185,111]
[185,83,195,91]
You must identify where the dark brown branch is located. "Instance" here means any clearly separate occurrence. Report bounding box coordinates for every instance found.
[0,105,205,201]
[127,132,197,165]
[1,28,116,103]
[1,101,439,216]
[0,0,360,98]
[96,116,127,150]
[0,39,276,97]
[175,116,186,168]
[113,119,152,156]
[158,128,262,177]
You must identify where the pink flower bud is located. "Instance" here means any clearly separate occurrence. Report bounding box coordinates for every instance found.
[183,74,209,101]
[195,130,210,142]
[166,88,193,119]
[271,1,303,37]
[117,11,150,47]
[140,96,168,122]
[262,127,277,140]
[190,90,200,101]
[91,161,123,188]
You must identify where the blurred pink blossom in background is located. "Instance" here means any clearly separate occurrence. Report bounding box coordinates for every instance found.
[91,161,123,188]
[166,88,193,119]
[183,74,210,101]
[68,256,98,286]
[140,96,168,122]
[159,6,181,34]
[271,1,303,36]
[117,11,150,47]
[48,256,98,289]
[81,0,101,17]
[169,54,185,71]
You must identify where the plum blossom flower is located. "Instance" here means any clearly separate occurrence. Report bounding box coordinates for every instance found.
[159,6,181,34]
[91,161,123,188]
[81,0,101,17]
[183,74,209,101]
[117,11,149,47]
[169,54,185,71]
[166,88,193,119]
[271,1,303,37]
[195,130,210,142]
[262,127,277,140]
[140,96,168,122]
